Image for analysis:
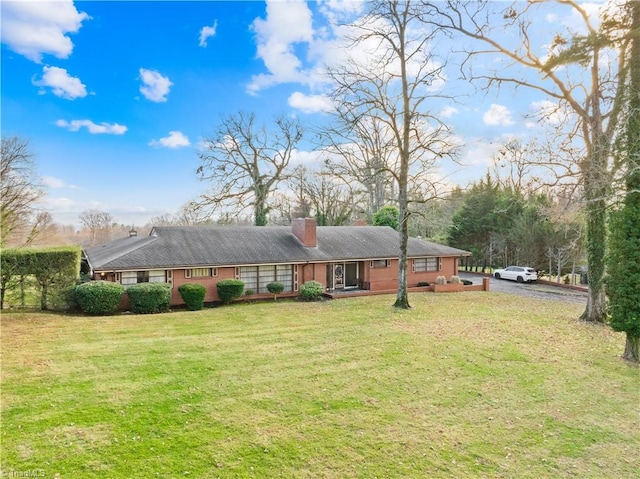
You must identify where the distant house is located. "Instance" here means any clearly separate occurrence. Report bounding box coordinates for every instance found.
[84,218,471,306]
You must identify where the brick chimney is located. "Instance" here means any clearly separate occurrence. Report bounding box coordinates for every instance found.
[292,217,317,247]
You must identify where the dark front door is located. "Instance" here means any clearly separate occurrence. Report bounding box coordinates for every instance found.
[345,262,359,288]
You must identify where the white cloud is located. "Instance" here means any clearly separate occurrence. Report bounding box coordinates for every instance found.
[32,66,87,99]
[0,0,89,63]
[439,106,458,118]
[483,104,514,127]
[139,68,172,102]
[247,0,315,93]
[288,92,333,114]
[56,119,127,135]
[199,20,218,47]
[149,131,191,149]
[42,176,78,189]
[37,196,76,211]
[289,148,325,169]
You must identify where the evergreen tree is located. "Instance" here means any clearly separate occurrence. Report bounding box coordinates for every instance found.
[606,1,640,362]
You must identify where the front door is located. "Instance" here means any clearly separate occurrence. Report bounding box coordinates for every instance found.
[334,264,344,289]
[345,262,358,288]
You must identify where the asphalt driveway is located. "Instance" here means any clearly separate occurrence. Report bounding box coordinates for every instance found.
[458,272,589,305]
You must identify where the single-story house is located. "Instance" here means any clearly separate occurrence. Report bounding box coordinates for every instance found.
[84,218,471,305]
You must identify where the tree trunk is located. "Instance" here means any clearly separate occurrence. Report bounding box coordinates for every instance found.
[254,188,269,226]
[580,196,607,323]
[393,5,411,311]
[394,225,410,309]
[40,283,48,311]
[622,334,639,363]
[20,276,26,307]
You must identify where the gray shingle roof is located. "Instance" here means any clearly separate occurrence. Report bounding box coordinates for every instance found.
[85,225,470,271]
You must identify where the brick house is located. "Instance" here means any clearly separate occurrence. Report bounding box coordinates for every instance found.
[84,218,470,305]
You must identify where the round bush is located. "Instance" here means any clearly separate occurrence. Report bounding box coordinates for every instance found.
[178,283,206,310]
[267,281,285,300]
[127,282,172,314]
[76,281,124,315]
[216,279,244,304]
[299,280,323,301]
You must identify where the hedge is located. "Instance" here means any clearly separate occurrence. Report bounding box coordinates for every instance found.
[127,282,172,314]
[0,246,81,310]
[216,279,244,304]
[178,283,206,310]
[76,281,124,315]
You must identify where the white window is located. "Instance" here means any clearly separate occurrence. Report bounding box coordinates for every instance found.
[412,257,441,273]
[239,265,294,294]
[187,267,217,278]
[121,270,166,286]
[370,259,390,268]
[276,264,293,291]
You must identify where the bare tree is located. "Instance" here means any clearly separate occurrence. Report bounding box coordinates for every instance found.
[197,112,303,226]
[79,209,113,246]
[425,0,634,323]
[1,136,44,246]
[147,201,212,227]
[318,116,397,218]
[289,166,355,226]
[328,0,457,309]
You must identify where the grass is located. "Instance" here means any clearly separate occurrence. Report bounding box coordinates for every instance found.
[1,292,638,478]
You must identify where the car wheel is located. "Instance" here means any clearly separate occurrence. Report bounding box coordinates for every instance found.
[494,273,501,279]
[516,276,524,283]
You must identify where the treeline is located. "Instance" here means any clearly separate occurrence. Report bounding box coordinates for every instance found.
[445,175,583,277]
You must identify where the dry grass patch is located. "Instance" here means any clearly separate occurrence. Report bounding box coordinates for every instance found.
[1,293,638,478]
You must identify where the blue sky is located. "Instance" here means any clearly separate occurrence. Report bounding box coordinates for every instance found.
[1,0,604,228]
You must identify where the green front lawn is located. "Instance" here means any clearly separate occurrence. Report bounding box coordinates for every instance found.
[1,293,638,478]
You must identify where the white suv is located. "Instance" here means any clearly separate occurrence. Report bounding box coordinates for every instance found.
[493,266,538,283]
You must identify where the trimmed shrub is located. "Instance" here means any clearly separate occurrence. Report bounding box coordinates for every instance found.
[244,289,255,296]
[178,283,206,311]
[267,281,285,301]
[449,275,461,284]
[76,281,124,315]
[417,281,430,287]
[299,280,323,301]
[435,276,447,285]
[461,279,473,286]
[217,279,244,304]
[1,246,81,311]
[127,282,171,314]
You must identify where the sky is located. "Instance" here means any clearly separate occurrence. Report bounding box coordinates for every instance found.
[1,0,606,228]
